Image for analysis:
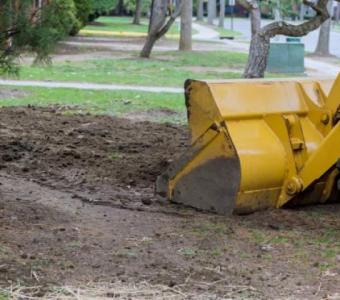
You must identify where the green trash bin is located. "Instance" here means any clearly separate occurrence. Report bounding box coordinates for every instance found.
[267,38,305,74]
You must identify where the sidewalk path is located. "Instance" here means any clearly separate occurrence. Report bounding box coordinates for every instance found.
[192,22,220,41]
[304,58,340,77]
[0,79,183,94]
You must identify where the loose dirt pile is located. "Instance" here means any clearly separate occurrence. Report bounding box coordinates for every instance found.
[0,106,188,206]
[0,107,339,299]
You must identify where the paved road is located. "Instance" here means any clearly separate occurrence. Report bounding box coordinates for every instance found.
[0,80,183,94]
[218,17,340,57]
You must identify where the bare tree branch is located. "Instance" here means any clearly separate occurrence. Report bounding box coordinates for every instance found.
[155,0,183,38]
[258,0,329,38]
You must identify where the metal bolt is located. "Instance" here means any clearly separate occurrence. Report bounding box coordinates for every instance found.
[321,113,330,125]
[286,183,297,195]
[286,177,303,196]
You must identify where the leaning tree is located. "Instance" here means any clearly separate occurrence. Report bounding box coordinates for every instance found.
[140,0,182,58]
[244,0,333,78]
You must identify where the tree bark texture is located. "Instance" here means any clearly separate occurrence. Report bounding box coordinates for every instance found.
[179,0,192,51]
[244,34,270,78]
[133,0,142,25]
[208,0,216,25]
[219,0,225,27]
[244,0,330,78]
[140,0,182,58]
[314,0,333,55]
[197,0,204,21]
[249,1,261,36]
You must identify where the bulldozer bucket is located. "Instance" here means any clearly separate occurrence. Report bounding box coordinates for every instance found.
[156,75,340,215]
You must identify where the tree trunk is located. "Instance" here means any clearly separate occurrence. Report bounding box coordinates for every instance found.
[249,1,261,36]
[115,0,125,15]
[219,0,225,27]
[314,0,333,55]
[179,0,192,51]
[244,35,270,78]
[197,0,204,21]
[207,0,216,25]
[238,0,261,36]
[140,0,182,58]
[314,19,331,55]
[336,2,340,23]
[141,35,158,57]
[133,0,142,25]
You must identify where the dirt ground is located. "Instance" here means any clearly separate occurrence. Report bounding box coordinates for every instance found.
[0,106,340,299]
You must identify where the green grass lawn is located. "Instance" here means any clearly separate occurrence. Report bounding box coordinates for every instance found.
[85,16,150,33]
[216,26,242,38]
[0,87,186,123]
[82,16,180,35]
[16,51,247,87]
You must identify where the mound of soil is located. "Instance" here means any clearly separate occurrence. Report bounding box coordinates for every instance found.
[0,106,188,202]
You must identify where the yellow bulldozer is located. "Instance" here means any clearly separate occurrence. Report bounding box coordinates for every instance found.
[156,75,340,215]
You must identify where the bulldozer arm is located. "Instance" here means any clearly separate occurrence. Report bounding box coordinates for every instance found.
[156,75,340,215]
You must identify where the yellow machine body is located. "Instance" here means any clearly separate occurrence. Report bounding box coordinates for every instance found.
[156,75,340,215]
